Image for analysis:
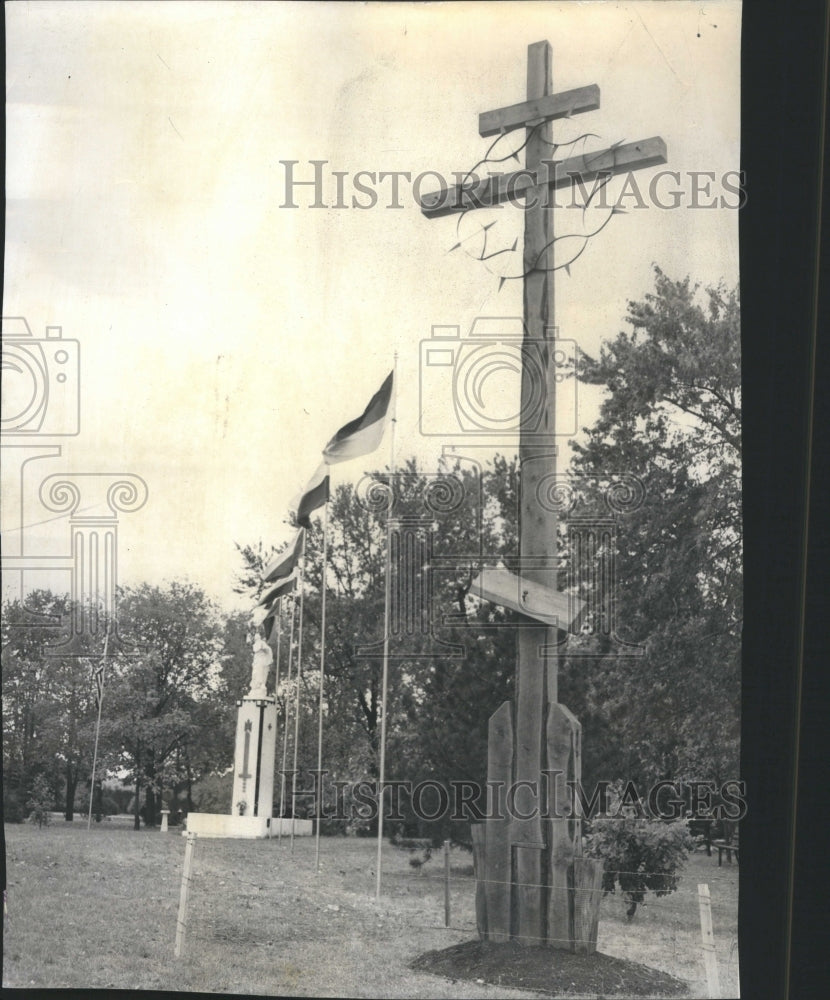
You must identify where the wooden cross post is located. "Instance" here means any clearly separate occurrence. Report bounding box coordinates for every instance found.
[418,41,666,949]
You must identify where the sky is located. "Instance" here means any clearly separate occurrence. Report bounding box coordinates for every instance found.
[2,0,741,612]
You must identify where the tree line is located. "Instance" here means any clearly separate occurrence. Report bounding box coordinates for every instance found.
[2,269,740,837]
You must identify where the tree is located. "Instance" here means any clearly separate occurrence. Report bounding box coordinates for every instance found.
[236,456,521,840]
[565,267,741,789]
[102,582,226,827]
[1,591,102,820]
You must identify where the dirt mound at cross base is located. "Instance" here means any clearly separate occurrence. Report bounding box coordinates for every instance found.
[411,939,690,997]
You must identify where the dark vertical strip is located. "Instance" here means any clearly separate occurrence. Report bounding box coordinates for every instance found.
[253,704,265,817]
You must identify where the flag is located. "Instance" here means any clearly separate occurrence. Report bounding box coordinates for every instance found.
[322,371,393,464]
[262,581,294,643]
[263,612,280,645]
[264,530,304,583]
[92,662,105,711]
[257,571,297,608]
[296,463,330,529]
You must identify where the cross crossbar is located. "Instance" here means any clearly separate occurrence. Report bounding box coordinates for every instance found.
[419,136,667,218]
[479,83,600,137]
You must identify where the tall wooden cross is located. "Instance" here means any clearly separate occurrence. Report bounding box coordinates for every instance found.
[418,41,666,950]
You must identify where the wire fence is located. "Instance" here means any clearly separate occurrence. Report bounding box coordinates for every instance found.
[172,833,740,997]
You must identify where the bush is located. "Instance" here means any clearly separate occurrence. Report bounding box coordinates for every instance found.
[77,788,120,819]
[585,817,694,918]
[190,771,232,814]
[26,775,54,828]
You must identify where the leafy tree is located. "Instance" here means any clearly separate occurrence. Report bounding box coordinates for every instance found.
[235,456,521,840]
[586,815,694,918]
[564,267,741,789]
[1,592,102,820]
[102,582,226,827]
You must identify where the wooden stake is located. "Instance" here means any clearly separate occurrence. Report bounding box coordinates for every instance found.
[572,857,603,955]
[174,832,197,958]
[698,883,722,999]
[444,839,451,928]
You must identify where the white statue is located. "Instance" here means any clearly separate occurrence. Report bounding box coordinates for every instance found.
[248,634,273,698]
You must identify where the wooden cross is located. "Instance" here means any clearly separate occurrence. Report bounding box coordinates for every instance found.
[419,41,666,948]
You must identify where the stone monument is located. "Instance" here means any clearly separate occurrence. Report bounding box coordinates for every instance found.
[184,629,311,838]
[230,635,277,820]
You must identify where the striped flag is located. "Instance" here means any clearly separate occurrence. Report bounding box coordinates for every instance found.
[263,613,280,645]
[264,530,304,583]
[262,585,294,643]
[296,463,330,529]
[92,662,105,711]
[323,371,393,465]
[258,571,297,609]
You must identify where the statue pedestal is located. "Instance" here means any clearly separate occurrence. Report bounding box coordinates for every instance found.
[231,696,278,820]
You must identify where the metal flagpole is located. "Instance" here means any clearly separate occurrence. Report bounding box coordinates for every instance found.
[290,531,307,853]
[268,597,283,840]
[87,629,110,831]
[278,592,296,845]
[375,352,398,899]
[315,499,329,870]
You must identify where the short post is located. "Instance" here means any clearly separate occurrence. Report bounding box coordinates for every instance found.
[572,857,604,955]
[443,839,451,928]
[175,832,197,958]
[160,809,170,833]
[698,883,721,999]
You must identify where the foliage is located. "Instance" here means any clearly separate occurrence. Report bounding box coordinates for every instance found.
[96,581,228,826]
[26,774,54,828]
[190,770,233,814]
[235,456,519,841]
[585,815,694,918]
[566,267,741,789]
[1,591,102,820]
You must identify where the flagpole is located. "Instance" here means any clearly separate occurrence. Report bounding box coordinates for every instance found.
[268,597,282,840]
[87,629,110,831]
[315,499,329,870]
[376,351,398,899]
[290,530,307,853]
[278,593,296,845]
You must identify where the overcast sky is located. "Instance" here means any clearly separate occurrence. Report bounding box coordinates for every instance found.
[3,0,741,612]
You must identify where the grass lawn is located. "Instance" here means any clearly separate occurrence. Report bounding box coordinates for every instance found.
[2,821,738,997]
